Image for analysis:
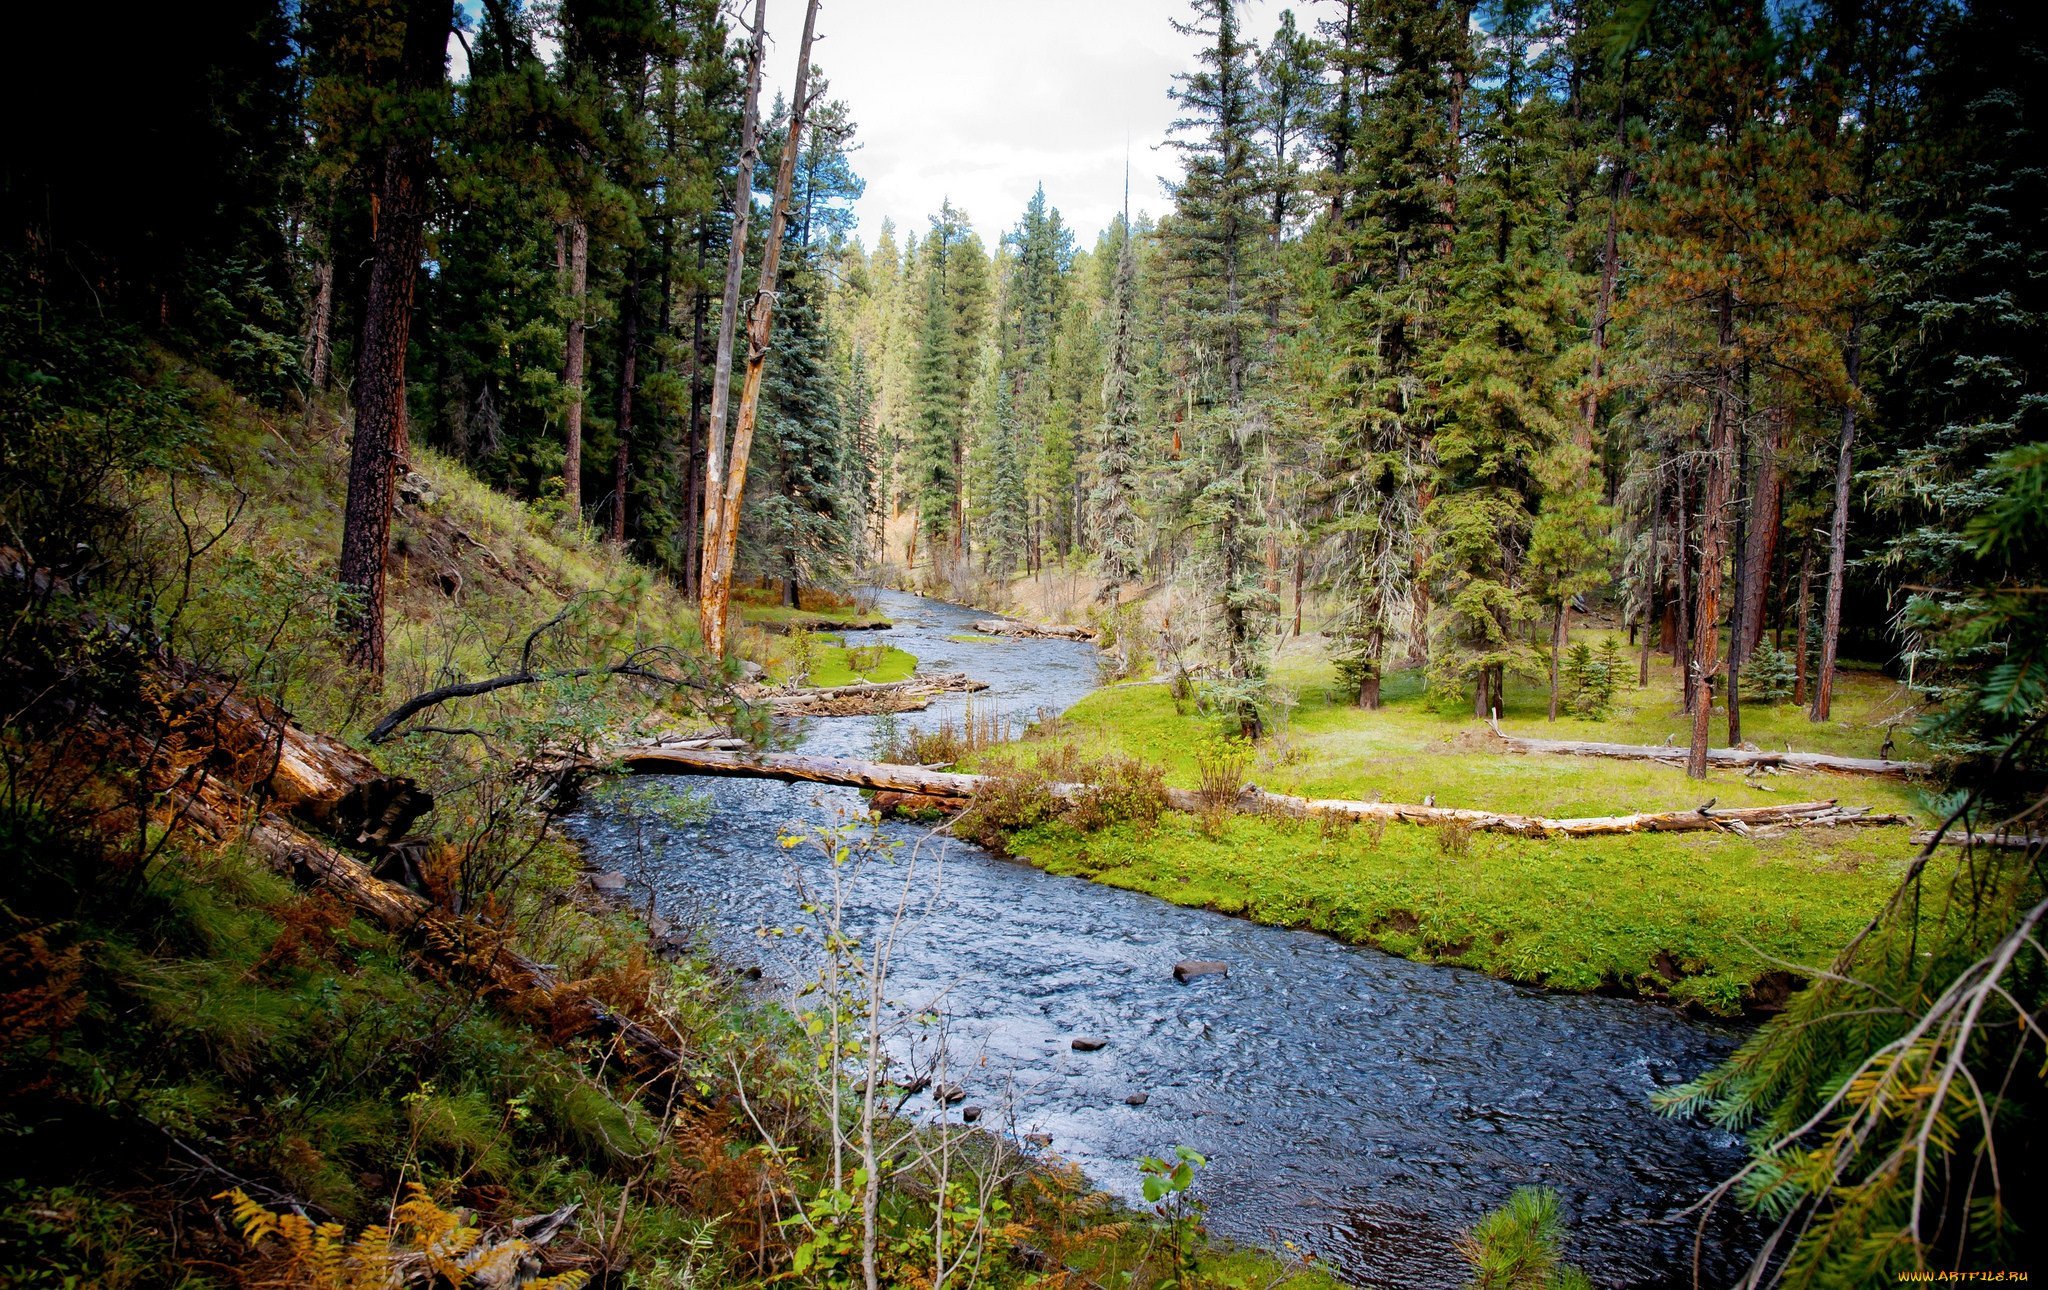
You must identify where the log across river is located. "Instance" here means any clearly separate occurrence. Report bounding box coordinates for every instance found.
[565,589,1766,1288]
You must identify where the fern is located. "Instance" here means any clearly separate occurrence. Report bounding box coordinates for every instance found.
[218,1185,589,1289]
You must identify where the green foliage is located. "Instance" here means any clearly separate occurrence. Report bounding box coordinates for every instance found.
[1137,1145,1208,1285]
[1744,639,1799,705]
[1560,639,1622,719]
[1459,1187,1590,1290]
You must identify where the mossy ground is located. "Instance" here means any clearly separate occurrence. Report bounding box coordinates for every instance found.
[971,627,1938,1014]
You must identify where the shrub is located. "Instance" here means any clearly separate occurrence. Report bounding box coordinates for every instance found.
[1065,756,1169,834]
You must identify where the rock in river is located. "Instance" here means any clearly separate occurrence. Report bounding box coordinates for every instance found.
[1125,1092,1150,1106]
[1071,1036,1108,1052]
[1173,959,1229,982]
[961,1105,984,1123]
[931,1081,967,1104]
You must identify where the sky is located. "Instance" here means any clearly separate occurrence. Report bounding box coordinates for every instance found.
[760,0,1274,253]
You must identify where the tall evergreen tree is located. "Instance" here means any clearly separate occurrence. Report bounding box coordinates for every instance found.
[1164,0,1273,738]
[1094,215,1147,584]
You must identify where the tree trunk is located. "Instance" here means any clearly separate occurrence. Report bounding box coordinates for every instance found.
[1674,467,1692,707]
[696,0,765,652]
[306,256,335,391]
[1688,295,1737,779]
[337,0,451,675]
[682,230,712,598]
[1582,167,1635,454]
[1794,539,1813,707]
[1812,324,1861,722]
[611,255,640,547]
[1549,601,1567,720]
[1726,410,1748,749]
[561,217,589,521]
[1638,481,1660,688]
[1737,408,1784,666]
[702,0,820,656]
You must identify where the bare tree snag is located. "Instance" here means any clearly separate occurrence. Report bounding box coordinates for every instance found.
[696,0,764,654]
[700,0,822,656]
[337,0,453,675]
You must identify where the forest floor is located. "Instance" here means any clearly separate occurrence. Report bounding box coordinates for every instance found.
[963,626,1937,1015]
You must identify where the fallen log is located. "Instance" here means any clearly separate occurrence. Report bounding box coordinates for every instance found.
[1911,829,2045,851]
[169,773,685,1068]
[968,618,1097,642]
[754,614,893,634]
[599,746,1913,839]
[1232,784,1909,838]
[157,662,433,846]
[740,671,988,716]
[1494,729,1927,778]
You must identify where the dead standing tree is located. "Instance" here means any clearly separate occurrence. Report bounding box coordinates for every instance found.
[697,0,822,656]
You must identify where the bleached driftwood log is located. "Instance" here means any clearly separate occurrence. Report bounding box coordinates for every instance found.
[968,618,1097,642]
[1492,726,1926,778]
[600,746,1913,839]
[740,671,988,716]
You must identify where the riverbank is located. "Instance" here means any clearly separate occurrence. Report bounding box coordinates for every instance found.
[966,631,1933,1015]
[0,331,1344,1288]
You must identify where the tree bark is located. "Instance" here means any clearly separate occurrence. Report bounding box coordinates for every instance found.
[1794,539,1814,707]
[1688,293,1737,779]
[306,256,335,391]
[696,0,765,650]
[1812,323,1861,722]
[701,0,820,656]
[1638,480,1660,688]
[1727,410,1748,749]
[560,217,589,521]
[1737,407,1784,665]
[611,254,640,546]
[1674,465,1692,707]
[1549,601,1566,720]
[337,0,452,675]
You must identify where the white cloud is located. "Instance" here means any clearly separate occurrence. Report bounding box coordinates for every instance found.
[762,0,1280,251]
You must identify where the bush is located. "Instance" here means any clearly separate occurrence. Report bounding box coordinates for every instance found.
[1065,756,1169,833]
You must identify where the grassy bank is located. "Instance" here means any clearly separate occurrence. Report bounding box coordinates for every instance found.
[967,630,1934,1015]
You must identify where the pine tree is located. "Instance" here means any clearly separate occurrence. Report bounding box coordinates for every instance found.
[1316,0,1466,708]
[1164,0,1274,738]
[910,233,961,561]
[748,243,851,604]
[1093,215,1146,584]
[1425,0,1583,720]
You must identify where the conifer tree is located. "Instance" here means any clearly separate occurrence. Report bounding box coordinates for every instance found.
[1316,0,1465,708]
[1093,215,1146,584]
[1165,0,1273,738]
[1425,0,1583,718]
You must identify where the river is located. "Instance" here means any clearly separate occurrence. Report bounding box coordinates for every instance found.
[567,588,1760,1287]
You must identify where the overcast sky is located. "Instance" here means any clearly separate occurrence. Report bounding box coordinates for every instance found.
[763,0,1277,252]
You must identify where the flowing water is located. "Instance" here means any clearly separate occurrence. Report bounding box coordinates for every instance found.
[568,588,1760,1287]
